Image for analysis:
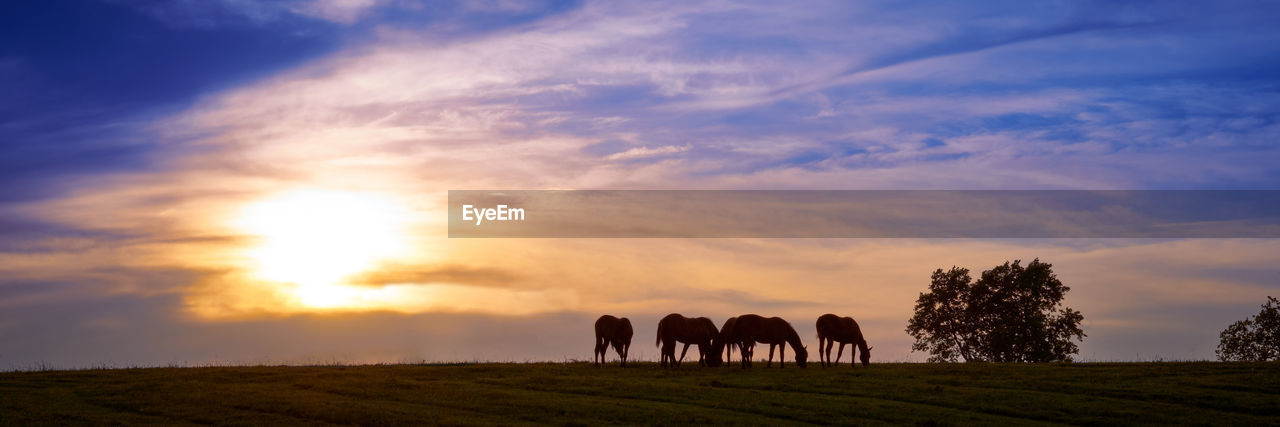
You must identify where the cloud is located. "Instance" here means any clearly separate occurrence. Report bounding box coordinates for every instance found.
[604,144,690,161]
[288,0,381,24]
[0,291,606,369]
[109,1,1277,193]
[346,264,522,287]
[14,0,1279,312]
[4,237,1279,367]
[120,0,384,26]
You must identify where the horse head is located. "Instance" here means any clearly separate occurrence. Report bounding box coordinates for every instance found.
[705,337,725,367]
[861,346,872,367]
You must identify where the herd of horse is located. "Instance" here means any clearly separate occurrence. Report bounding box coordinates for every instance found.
[593,313,872,368]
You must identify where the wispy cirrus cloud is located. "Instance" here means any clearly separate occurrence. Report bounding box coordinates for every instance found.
[15,0,1280,309]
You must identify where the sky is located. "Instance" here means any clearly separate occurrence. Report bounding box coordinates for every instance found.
[2,0,1280,369]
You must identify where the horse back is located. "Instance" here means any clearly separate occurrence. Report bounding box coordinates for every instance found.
[735,314,788,343]
[693,317,718,341]
[596,315,632,342]
[816,313,841,338]
[657,313,689,343]
[595,315,618,336]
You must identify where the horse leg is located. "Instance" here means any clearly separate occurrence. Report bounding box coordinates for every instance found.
[831,340,838,366]
[679,343,691,367]
[602,338,611,366]
[825,337,834,367]
[819,337,829,368]
[824,339,835,367]
[665,340,675,368]
[611,341,621,367]
[611,341,618,367]
[835,342,845,366]
[621,343,629,367]
[595,336,604,367]
[668,341,678,368]
[668,342,678,368]
[816,337,824,367]
[780,344,786,368]
[766,344,775,368]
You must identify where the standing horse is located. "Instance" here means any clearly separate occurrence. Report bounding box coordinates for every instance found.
[733,314,808,368]
[816,313,872,367]
[655,313,719,368]
[594,315,633,367]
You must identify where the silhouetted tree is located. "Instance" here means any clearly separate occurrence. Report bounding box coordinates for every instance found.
[906,259,1085,362]
[1216,296,1280,362]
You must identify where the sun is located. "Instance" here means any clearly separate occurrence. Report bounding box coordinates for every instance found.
[234,189,410,308]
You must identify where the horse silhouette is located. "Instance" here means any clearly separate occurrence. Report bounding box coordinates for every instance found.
[815,313,872,367]
[732,314,808,368]
[709,316,748,368]
[655,313,719,368]
[594,315,633,367]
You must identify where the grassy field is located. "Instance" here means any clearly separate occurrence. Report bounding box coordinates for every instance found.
[2,362,1279,425]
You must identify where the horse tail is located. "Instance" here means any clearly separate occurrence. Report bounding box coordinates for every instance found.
[655,319,664,347]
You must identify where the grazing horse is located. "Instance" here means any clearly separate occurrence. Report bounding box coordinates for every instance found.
[594,315,633,367]
[733,314,808,368]
[655,313,719,368]
[816,313,872,367]
[710,316,750,368]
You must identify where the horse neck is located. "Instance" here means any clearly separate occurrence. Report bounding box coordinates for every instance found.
[784,327,804,351]
[846,320,867,352]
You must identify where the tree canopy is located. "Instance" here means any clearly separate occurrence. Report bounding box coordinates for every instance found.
[906,259,1085,363]
[1216,296,1280,362]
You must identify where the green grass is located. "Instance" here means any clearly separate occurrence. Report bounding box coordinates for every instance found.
[2,362,1278,425]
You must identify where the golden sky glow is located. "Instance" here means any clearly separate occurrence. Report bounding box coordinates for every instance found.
[235,189,412,308]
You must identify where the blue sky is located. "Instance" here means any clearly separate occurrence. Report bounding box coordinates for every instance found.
[5,0,1280,198]
[2,0,1280,368]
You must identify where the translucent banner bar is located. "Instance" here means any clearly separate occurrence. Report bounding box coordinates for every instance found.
[447,190,1280,238]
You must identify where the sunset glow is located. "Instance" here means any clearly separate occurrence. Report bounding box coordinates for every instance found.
[235,190,411,308]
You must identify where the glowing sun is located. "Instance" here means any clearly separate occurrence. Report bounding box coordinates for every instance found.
[235,189,410,308]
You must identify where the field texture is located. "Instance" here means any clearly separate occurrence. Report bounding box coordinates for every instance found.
[2,362,1279,425]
